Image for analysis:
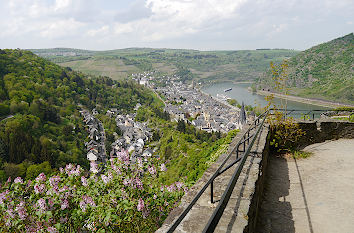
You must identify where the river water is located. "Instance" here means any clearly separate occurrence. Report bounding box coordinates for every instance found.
[202,82,330,118]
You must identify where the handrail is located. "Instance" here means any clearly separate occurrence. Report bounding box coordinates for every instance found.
[202,111,268,232]
[166,110,269,232]
[269,109,330,120]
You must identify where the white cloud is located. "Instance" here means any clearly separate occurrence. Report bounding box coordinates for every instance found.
[87,25,110,37]
[54,0,72,11]
[40,18,85,39]
[0,0,353,50]
[111,0,247,42]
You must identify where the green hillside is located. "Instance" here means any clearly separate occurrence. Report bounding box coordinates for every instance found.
[31,48,299,83]
[0,49,238,189]
[0,49,157,180]
[258,33,354,104]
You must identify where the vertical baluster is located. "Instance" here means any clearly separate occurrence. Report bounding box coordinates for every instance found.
[210,180,214,203]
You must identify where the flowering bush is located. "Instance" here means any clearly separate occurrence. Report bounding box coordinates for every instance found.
[0,150,186,232]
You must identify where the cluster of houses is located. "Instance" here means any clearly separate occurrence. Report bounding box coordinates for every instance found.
[80,109,106,173]
[130,72,250,133]
[106,108,155,162]
[81,106,157,172]
[131,71,158,87]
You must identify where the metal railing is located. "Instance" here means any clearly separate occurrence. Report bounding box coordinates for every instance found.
[165,108,353,232]
[166,110,269,233]
[269,109,330,121]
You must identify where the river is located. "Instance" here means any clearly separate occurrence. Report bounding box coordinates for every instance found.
[202,82,330,118]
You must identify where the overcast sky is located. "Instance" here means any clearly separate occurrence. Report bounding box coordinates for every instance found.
[0,0,353,51]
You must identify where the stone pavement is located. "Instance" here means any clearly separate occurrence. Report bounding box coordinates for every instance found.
[257,139,354,233]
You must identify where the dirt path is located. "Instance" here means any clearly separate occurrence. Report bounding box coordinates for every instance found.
[257,139,354,233]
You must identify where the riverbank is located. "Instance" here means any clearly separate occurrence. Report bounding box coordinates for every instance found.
[198,80,253,89]
[257,90,354,108]
[198,88,240,112]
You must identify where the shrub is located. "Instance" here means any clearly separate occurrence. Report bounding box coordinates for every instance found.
[0,150,186,232]
[269,112,305,153]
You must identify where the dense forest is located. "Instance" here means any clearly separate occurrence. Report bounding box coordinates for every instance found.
[258,33,354,104]
[0,49,157,181]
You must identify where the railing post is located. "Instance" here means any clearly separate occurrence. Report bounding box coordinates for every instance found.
[236,144,239,159]
[211,180,214,203]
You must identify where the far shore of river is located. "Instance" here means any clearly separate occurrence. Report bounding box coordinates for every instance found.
[257,90,354,108]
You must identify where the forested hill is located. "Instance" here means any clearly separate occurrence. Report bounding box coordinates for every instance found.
[30,48,298,83]
[0,49,156,180]
[258,33,354,104]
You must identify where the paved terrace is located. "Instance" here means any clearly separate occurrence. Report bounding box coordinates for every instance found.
[257,138,354,233]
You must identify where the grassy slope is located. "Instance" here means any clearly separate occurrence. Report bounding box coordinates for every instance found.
[31,48,299,82]
[258,33,354,104]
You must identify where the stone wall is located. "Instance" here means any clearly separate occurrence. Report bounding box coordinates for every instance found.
[297,120,354,148]
[243,131,270,233]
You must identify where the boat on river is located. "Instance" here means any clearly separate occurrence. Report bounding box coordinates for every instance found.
[224,88,232,92]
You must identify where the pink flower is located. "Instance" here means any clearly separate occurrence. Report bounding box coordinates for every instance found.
[36,173,46,182]
[137,158,143,168]
[90,162,99,173]
[81,176,88,186]
[123,178,130,186]
[80,201,87,212]
[160,163,167,172]
[101,174,109,184]
[83,195,96,207]
[65,163,73,171]
[15,201,27,220]
[49,176,61,187]
[7,208,15,219]
[117,150,130,165]
[137,198,144,211]
[47,227,58,233]
[108,172,113,180]
[0,190,9,204]
[14,177,23,184]
[134,178,143,190]
[48,198,54,207]
[167,184,176,192]
[112,165,121,174]
[153,194,157,199]
[59,185,68,193]
[148,165,156,175]
[37,198,46,211]
[61,199,69,210]
[59,167,64,173]
[34,184,46,194]
[175,181,184,190]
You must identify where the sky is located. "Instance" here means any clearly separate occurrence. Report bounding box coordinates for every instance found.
[0,0,353,51]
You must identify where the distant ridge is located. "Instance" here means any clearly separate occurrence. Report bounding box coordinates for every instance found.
[258,33,354,104]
